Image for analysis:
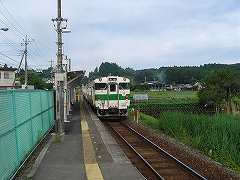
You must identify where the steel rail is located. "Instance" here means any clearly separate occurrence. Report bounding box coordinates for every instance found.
[108,123,165,180]
[123,123,207,180]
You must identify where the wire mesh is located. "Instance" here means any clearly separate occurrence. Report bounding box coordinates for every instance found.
[0,90,55,180]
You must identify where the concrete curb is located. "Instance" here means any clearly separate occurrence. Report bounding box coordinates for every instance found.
[26,136,54,179]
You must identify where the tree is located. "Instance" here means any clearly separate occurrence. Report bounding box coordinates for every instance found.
[198,69,240,113]
[88,62,135,81]
[19,71,52,89]
[87,62,240,87]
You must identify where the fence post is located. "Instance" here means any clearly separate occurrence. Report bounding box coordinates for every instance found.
[47,91,51,127]
[136,110,140,124]
[132,108,135,121]
[40,91,44,136]
[29,91,34,146]
[12,90,20,166]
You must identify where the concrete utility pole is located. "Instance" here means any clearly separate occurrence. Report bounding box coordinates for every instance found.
[49,58,53,69]
[22,35,32,89]
[68,57,71,71]
[49,59,54,84]
[52,0,68,136]
[65,56,72,116]
[64,55,69,123]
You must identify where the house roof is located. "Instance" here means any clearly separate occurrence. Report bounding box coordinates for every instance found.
[0,64,17,71]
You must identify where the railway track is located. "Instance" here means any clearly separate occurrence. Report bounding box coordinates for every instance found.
[108,122,207,180]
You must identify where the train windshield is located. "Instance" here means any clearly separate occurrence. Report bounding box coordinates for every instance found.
[95,83,107,90]
[119,83,130,90]
[110,84,117,92]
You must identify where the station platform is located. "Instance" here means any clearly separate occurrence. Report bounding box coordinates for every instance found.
[33,101,144,180]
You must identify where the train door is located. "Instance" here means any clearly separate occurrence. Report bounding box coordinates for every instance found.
[108,83,119,109]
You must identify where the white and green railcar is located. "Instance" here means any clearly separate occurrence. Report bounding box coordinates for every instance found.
[83,76,130,117]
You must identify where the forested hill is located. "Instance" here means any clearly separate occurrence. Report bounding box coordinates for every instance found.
[88,62,240,84]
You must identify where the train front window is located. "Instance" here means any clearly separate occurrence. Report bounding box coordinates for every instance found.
[119,83,130,90]
[95,83,107,90]
[110,84,116,92]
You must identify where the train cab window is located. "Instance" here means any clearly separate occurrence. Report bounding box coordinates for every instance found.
[95,83,107,90]
[110,84,116,92]
[119,83,130,90]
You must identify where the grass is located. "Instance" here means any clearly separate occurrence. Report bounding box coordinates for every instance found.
[130,91,201,113]
[139,112,240,172]
[132,90,199,104]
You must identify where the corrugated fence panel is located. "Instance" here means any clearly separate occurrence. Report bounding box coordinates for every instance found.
[41,91,49,111]
[15,92,31,126]
[0,91,14,136]
[0,131,18,180]
[31,92,42,117]
[0,90,55,180]
[32,115,43,145]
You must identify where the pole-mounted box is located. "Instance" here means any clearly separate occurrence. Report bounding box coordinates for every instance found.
[55,72,65,82]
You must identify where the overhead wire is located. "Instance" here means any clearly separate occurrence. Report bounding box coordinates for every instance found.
[0,0,55,69]
[0,0,27,35]
[0,58,17,66]
[0,51,19,63]
[0,15,24,39]
[0,1,25,38]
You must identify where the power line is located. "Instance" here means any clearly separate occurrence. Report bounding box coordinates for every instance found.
[0,1,28,35]
[0,1,55,70]
[0,3,25,38]
[0,51,18,63]
[0,16,24,39]
[0,59,17,66]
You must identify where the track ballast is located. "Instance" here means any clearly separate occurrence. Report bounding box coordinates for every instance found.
[107,121,207,180]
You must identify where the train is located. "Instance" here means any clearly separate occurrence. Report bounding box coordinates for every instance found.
[82,76,131,117]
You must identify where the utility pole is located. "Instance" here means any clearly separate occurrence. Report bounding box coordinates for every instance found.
[68,57,71,71]
[66,56,72,115]
[64,55,69,123]
[12,53,25,87]
[52,0,68,136]
[49,59,54,84]
[49,58,53,69]
[22,35,31,88]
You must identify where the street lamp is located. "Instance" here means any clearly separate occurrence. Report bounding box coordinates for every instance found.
[0,28,9,31]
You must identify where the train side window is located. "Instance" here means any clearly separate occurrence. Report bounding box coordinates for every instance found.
[95,83,107,90]
[119,83,130,90]
[110,84,116,92]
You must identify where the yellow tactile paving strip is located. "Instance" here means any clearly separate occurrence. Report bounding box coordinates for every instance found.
[80,101,104,180]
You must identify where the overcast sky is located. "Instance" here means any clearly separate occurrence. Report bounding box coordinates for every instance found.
[0,0,240,73]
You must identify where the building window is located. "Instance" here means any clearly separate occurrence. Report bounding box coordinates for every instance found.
[4,72,9,79]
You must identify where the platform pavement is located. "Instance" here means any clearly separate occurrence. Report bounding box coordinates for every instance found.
[33,102,144,180]
[33,103,87,180]
[82,101,144,180]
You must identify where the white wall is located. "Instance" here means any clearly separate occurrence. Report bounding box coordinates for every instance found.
[0,71,15,87]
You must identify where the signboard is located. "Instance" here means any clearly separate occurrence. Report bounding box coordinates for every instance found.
[55,73,65,82]
[133,94,149,101]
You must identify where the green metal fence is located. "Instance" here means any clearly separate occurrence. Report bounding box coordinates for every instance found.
[0,90,55,180]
